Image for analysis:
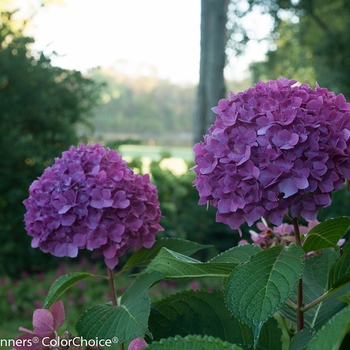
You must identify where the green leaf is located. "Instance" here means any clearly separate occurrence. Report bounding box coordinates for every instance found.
[43,272,94,308]
[148,335,243,350]
[303,217,350,253]
[124,238,211,269]
[328,240,350,289]
[76,271,163,343]
[279,249,350,330]
[289,328,315,350]
[209,244,262,264]
[146,247,236,278]
[225,243,304,341]
[306,306,350,350]
[148,290,282,349]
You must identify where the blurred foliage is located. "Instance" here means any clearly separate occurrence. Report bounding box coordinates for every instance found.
[0,257,216,339]
[0,0,66,11]
[242,0,350,97]
[90,67,196,136]
[0,259,110,336]
[0,11,100,277]
[318,184,350,222]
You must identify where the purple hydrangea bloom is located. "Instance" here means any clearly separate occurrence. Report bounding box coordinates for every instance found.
[23,144,163,269]
[193,78,350,229]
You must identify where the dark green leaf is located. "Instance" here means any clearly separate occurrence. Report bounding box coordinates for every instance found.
[303,217,350,253]
[209,244,262,264]
[44,272,94,308]
[125,238,211,269]
[225,243,304,341]
[146,247,236,278]
[148,335,243,350]
[76,271,163,343]
[289,328,315,350]
[307,306,350,350]
[328,240,350,289]
[148,290,282,349]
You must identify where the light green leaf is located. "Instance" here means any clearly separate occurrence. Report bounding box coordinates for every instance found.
[76,271,163,343]
[124,238,210,269]
[225,243,304,341]
[148,335,243,350]
[328,240,350,289]
[303,217,350,253]
[146,247,236,278]
[306,306,350,350]
[43,272,94,308]
[148,290,282,349]
[209,244,262,264]
[339,292,350,305]
[279,249,350,330]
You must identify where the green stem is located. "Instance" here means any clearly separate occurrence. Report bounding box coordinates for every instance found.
[107,268,125,350]
[301,281,350,312]
[285,299,298,310]
[292,216,304,331]
[281,315,295,337]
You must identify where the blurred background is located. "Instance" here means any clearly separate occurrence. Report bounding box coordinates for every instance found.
[1,0,350,338]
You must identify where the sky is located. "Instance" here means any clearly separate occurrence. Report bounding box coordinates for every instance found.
[14,0,272,85]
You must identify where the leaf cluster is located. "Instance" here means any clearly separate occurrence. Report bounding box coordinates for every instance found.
[44,219,350,348]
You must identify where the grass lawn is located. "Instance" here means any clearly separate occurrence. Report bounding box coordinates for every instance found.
[118,145,194,162]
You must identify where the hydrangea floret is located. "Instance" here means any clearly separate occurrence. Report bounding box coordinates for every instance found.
[128,338,148,350]
[23,143,163,269]
[14,300,65,350]
[193,78,350,229]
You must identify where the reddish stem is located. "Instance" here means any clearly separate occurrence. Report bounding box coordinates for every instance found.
[292,217,304,331]
[107,267,118,306]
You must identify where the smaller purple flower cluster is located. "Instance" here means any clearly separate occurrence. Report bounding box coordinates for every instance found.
[193,78,350,229]
[23,144,163,269]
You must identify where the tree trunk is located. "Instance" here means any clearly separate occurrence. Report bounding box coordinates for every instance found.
[194,0,228,144]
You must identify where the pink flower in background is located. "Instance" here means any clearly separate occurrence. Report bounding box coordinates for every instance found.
[193,78,350,229]
[128,338,148,350]
[0,277,9,285]
[23,143,163,269]
[190,280,200,291]
[33,300,42,309]
[239,218,346,250]
[14,300,65,350]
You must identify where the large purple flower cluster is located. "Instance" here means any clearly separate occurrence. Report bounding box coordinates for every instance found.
[193,78,350,229]
[23,143,163,269]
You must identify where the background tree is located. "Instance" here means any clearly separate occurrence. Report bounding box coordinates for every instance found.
[242,0,350,98]
[194,0,229,144]
[0,11,100,277]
